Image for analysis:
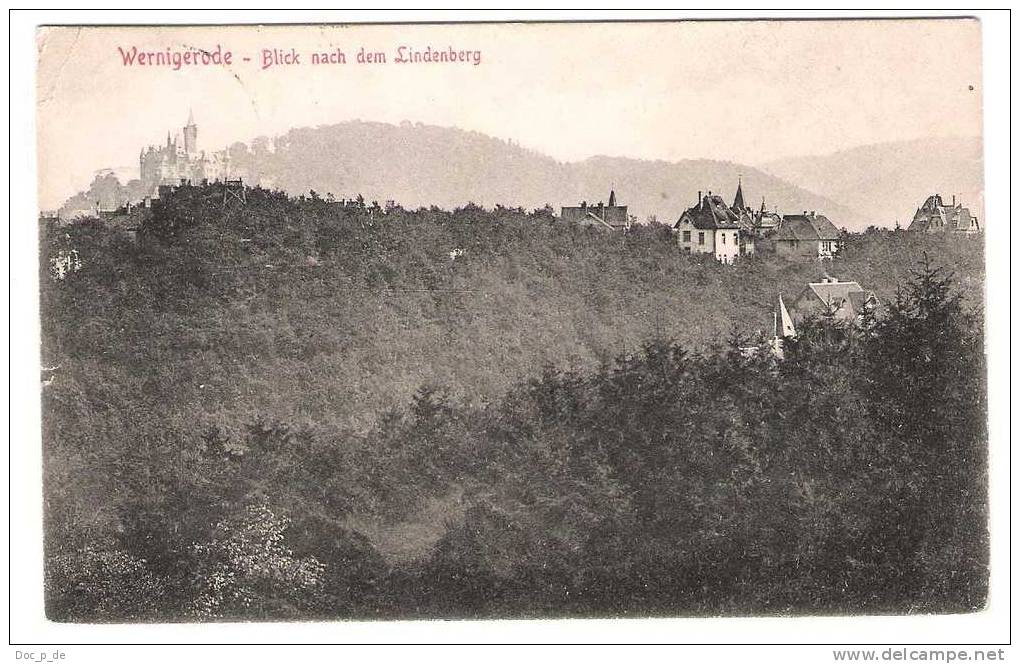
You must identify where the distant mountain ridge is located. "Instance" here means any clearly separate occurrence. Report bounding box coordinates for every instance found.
[62,122,981,231]
[168,121,862,229]
[758,137,983,229]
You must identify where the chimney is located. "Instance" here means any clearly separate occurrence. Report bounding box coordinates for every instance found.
[953,195,956,206]
[803,210,807,215]
[810,210,816,216]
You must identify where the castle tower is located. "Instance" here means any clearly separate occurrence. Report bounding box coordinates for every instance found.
[183,108,197,155]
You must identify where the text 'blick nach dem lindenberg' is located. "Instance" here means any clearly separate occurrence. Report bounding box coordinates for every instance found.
[116,44,484,70]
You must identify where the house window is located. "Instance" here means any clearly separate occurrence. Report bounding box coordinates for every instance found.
[682,230,691,242]
[698,232,705,245]
[822,241,832,252]
[721,233,726,245]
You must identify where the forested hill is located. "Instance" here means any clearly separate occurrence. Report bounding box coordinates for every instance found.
[42,186,982,434]
[41,188,986,620]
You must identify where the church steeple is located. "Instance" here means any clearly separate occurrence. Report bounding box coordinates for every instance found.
[183,108,198,154]
[608,189,617,207]
[733,176,746,211]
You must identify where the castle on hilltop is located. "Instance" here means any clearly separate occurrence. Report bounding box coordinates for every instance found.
[138,110,227,193]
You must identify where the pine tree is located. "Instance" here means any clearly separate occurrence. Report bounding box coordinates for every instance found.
[864,256,987,610]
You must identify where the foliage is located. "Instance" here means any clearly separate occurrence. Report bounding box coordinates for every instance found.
[40,188,987,619]
[45,546,168,622]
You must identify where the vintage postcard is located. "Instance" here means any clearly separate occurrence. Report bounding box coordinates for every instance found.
[34,18,989,626]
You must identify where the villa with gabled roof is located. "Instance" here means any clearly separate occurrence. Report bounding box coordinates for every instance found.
[774,211,842,260]
[673,190,747,263]
[790,276,877,323]
[907,194,980,234]
[561,189,630,231]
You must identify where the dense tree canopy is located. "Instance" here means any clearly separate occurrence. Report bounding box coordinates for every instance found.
[41,186,986,620]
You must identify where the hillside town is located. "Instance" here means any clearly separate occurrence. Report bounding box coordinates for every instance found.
[560,175,975,358]
[48,113,983,250]
[561,178,980,265]
[42,112,978,359]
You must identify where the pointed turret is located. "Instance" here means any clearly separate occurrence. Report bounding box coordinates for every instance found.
[732,177,745,211]
[778,294,796,338]
[608,189,617,207]
[768,294,797,360]
[183,109,198,154]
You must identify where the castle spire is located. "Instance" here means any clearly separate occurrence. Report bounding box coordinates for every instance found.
[733,176,745,211]
[183,109,198,154]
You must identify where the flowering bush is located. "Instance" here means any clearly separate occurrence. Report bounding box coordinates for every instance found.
[48,248,81,281]
[191,499,324,619]
[45,546,167,621]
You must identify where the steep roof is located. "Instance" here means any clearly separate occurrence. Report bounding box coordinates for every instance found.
[908,196,978,232]
[808,280,863,307]
[581,211,616,230]
[774,213,840,241]
[953,207,977,230]
[920,194,945,212]
[675,194,741,230]
[562,197,629,230]
[752,197,782,228]
[732,179,745,211]
[798,278,876,319]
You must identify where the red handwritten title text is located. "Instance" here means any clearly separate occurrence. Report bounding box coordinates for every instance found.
[117,44,484,71]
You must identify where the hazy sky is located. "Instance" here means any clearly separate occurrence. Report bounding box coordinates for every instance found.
[37,20,982,209]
